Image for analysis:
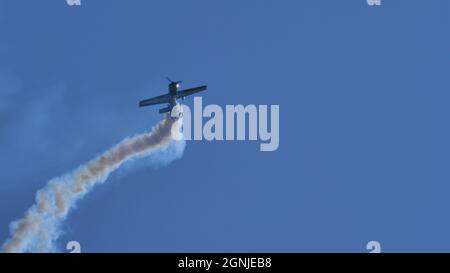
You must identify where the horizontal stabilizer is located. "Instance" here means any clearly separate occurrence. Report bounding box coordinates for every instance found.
[159,106,171,114]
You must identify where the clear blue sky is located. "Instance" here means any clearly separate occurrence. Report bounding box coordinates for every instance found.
[0,0,449,252]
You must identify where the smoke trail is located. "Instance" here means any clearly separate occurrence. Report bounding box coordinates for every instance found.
[1,113,184,253]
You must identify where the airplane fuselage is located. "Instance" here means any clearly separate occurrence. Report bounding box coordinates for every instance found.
[168,83,179,110]
[169,82,178,96]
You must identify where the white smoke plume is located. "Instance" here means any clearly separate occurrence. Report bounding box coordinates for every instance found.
[1,113,184,253]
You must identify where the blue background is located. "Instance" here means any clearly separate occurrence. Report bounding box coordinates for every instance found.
[0,0,449,252]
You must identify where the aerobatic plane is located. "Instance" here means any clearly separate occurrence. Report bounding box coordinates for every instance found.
[139,77,207,114]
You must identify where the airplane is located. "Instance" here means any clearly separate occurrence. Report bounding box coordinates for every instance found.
[139,77,207,114]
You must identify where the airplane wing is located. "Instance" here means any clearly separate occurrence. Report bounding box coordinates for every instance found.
[139,94,171,107]
[176,85,207,99]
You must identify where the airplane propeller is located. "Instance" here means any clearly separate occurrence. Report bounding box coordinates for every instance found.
[166,77,182,84]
